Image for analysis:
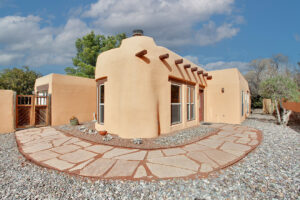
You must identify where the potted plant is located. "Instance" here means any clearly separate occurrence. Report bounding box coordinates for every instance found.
[99,130,107,136]
[70,116,79,126]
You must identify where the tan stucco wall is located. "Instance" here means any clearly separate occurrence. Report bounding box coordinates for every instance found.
[95,36,210,138]
[206,69,241,124]
[35,74,96,126]
[0,90,15,133]
[238,70,251,122]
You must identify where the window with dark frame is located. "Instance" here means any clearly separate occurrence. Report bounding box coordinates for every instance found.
[187,86,195,121]
[171,83,181,124]
[98,84,105,124]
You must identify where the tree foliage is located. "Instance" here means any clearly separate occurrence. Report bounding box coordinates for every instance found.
[0,66,41,95]
[259,75,299,125]
[245,54,297,108]
[65,31,126,78]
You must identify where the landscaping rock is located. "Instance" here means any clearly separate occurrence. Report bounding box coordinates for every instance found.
[103,134,113,142]
[132,138,143,145]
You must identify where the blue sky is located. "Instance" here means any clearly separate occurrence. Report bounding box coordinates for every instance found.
[0,0,299,75]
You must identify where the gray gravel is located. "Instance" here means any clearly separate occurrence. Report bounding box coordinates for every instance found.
[154,125,216,146]
[1,113,299,199]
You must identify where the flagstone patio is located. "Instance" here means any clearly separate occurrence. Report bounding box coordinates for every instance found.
[15,124,261,180]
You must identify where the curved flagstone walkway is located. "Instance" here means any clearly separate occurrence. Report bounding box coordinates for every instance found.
[15,124,261,180]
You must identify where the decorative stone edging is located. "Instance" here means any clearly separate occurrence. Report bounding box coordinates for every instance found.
[15,124,262,181]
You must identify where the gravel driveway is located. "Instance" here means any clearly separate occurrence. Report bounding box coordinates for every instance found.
[0,113,299,199]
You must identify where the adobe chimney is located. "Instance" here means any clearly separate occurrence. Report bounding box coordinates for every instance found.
[132,29,144,36]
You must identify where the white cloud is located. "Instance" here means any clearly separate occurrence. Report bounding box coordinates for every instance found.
[195,21,239,46]
[83,0,239,46]
[0,0,243,69]
[184,55,201,65]
[205,61,250,73]
[0,15,90,67]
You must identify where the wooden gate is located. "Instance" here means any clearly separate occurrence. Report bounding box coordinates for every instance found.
[16,95,50,128]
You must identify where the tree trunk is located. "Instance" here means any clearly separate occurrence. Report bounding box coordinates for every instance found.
[274,99,281,124]
[282,108,292,126]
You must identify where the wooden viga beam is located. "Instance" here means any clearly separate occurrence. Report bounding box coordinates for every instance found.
[159,53,169,60]
[197,70,203,75]
[135,49,147,57]
[207,75,212,80]
[191,67,198,72]
[184,64,191,69]
[203,73,208,77]
[175,58,183,64]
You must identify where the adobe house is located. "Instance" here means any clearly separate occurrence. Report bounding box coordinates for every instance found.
[95,30,250,138]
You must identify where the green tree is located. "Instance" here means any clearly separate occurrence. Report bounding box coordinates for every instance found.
[65,31,126,78]
[259,75,300,125]
[0,66,41,95]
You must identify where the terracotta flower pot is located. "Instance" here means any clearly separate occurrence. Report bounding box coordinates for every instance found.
[99,130,107,136]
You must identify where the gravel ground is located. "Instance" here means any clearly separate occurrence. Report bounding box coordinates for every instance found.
[56,122,216,149]
[1,113,299,199]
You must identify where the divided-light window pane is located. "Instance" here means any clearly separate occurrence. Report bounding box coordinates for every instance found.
[99,84,105,124]
[100,85,104,103]
[171,104,181,124]
[171,83,181,124]
[171,84,180,103]
[100,105,104,123]
[187,86,195,121]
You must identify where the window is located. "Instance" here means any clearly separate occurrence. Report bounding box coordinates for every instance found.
[98,84,105,124]
[241,91,244,116]
[171,83,181,124]
[187,86,195,121]
[36,91,48,105]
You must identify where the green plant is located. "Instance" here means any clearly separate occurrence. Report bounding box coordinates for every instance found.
[259,75,300,125]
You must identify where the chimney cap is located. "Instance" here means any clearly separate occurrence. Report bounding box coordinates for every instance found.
[133,29,144,36]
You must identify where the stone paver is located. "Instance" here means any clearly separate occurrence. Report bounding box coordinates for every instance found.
[200,163,213,173]
[236,137,251,144]
[134,165,147,178]
[183,143,212,152]
[80,158,116,177]
[248,139,259,146]
[148,155,199,171]
[187,151,219,168]
[74,141,92,147]
[114,151,147,160]
[69,158,94,172]
[203,149,237,166]
[102,148,139,158]
[146,163,195,178]
[59,149,97,164]
[51,144,81,154]
[197,138,224,149]
[43,158,74,170]
[30,150,60,161]
[147,150,163,159]
[220,141,251,152]
[22,142,52,154]
[162,148,186,156]
[85,144,113,154]
[52,137,71,147]
[105,160,140,177]
[63,138,80,145]
[15,123,261,180]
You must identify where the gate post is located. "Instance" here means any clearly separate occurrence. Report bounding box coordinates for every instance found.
[30,95,35,126]
[13,91,16,130]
